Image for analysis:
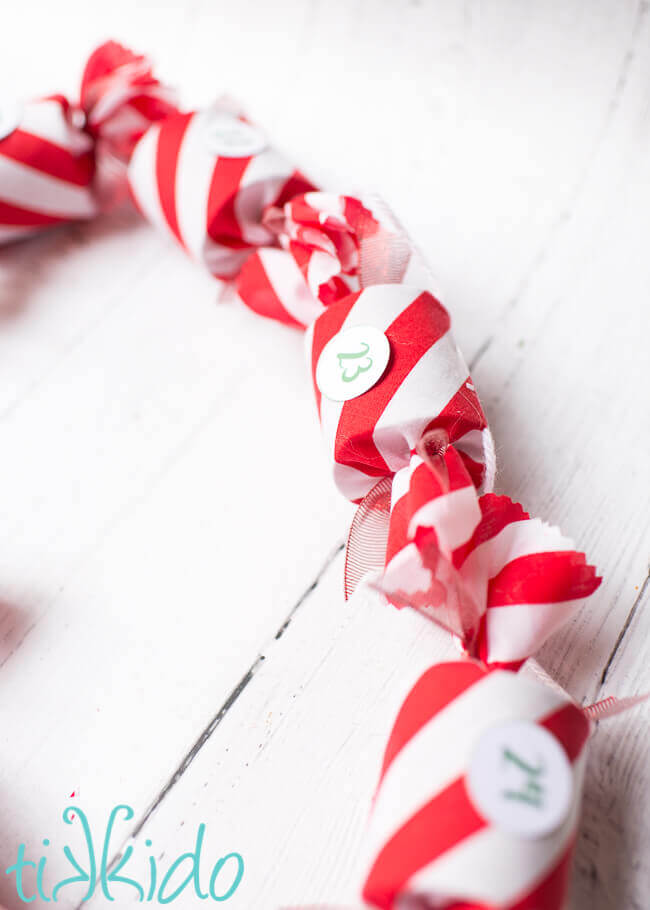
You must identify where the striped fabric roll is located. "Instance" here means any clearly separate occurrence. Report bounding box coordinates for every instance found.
[362,661,591,910]
[0,96,97,245]
[377,442,601,669]
[307,284,494,502]
[0,42,176,245]
[128,104,315,280]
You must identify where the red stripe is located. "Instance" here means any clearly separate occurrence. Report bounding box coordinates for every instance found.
[128,94,178,123]
[155,112,192,247]
[385,485,411,565]
[335,292,451,480]
[425,379,487,443]
[487,551,601,607]
[1,130,95,186]
[0,200,68,227]
[453,494,530,569]
[412,445,472,502]
[272,170,317,207]
[457,446,485,490]
[236,251,302,328]
[379,662,486,782]
[310,292,360,417]
[540,702,590,763]
[362,776,486,910]
[206,156,252,247]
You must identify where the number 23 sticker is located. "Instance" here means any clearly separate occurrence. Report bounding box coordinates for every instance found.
[316,325,391,402]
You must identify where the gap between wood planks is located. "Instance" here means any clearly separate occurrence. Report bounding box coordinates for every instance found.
[82,539,345,905]
[598,567,650,688]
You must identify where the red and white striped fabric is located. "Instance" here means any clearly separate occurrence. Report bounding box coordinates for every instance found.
[237,192,375,325]
[378,442,601,669]
[362,661,591,909]
[236,246,329,328]
[236,192,435,328]
[128,103,315,280]
[0,42,176,245]
[307,284,494,502]
[79,41,177,164]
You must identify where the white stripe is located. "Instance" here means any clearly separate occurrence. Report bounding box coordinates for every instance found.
[390,458,418,508]
[458,518,576,613]
[406,750,586,905]
[326,285,427,500]
[485,598,586,664]
[173,110,216,262]
[258,247,325,326]
[372,333,470,472]
[446,425,496,494]
[235,147,294,246]
[0,154,96,218]
[306,249,337,296]
[304,191,345,219]
[127,124,168,233]
[409,484,481,554]
[365,670,566,866]
[381,541,432,598]
[173,111,258,278]
[20,100,94,155]
[87,81,166,127]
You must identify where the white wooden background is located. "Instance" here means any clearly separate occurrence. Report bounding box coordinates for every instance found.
[1,1,649,907]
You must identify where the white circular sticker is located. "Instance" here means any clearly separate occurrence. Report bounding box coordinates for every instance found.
[203,111,267,158]
[0,100,22,141]
[467,721,573,839]
[316,325,391,402]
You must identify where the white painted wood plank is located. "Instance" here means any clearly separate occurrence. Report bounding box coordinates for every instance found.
[0,221,353,907]
[571,573,650,908]
[81,564,648,909]
[81,560,462,909]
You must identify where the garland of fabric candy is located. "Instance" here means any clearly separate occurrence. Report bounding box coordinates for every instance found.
[0,43,624,910]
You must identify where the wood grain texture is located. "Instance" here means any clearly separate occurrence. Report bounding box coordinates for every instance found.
[0,1,648,908]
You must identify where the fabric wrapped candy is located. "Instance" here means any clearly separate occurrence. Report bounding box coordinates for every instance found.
[375,438,601,670]
[127,102,315,280]
[362,660,591,909]
[306,283,495,502]
[0,41,176,244]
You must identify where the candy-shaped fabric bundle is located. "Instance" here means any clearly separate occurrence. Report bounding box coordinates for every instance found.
[363,661,590,910]
[307,283,494,501]
[0,42,176,244]
[127,103,315,280]
[377,440,601,669]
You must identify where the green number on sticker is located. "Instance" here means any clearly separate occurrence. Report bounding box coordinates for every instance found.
[502,748,546,809]
[337,342,373,383]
